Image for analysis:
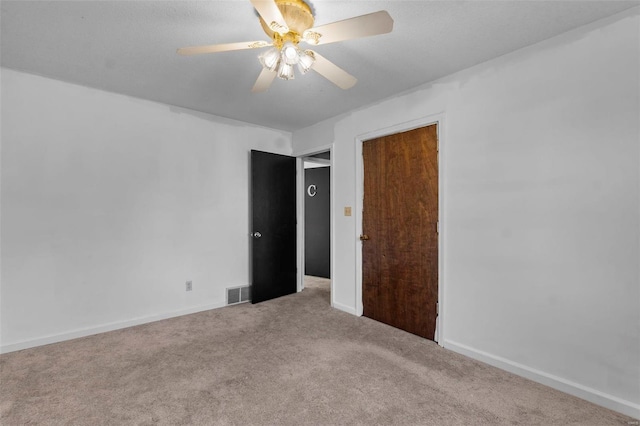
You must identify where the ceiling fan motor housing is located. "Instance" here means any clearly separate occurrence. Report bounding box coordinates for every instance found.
[259,0,315,47]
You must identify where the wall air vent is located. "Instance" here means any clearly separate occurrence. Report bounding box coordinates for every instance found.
[226,285,251,305]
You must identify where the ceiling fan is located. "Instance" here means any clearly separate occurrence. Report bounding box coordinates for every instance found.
[177,0,393,92]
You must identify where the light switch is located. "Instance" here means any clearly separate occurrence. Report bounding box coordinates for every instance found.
[344,207,352,216]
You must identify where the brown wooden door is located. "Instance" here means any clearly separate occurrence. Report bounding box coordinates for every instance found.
[362,125,438,339]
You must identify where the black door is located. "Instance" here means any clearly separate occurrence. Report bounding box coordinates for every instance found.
[251,150,297,303]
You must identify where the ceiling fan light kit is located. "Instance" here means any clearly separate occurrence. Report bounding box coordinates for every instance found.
[260,41,315,81]
[178,0,394,92]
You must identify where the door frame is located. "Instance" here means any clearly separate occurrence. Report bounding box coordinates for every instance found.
[294,145,334,302]
[355,113,446,345]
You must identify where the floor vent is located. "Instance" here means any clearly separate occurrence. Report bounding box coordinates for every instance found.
[227,285,251,305]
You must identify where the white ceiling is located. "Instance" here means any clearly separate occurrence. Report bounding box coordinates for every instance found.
[1,0,637,131]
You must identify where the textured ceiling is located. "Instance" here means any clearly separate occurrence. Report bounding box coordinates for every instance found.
[1,1,637,131]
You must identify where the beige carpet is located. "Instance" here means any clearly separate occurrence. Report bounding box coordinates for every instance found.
[0,277,633,425]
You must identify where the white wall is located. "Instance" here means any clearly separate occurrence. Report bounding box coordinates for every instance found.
[0,69,291,352]
[293,9,640,419]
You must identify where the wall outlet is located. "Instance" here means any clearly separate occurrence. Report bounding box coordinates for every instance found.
[186,280,192,291]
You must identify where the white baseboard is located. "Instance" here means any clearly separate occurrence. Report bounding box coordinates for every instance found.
[444,339,640,420]
[332,301,358,316]
[0,301,226,354]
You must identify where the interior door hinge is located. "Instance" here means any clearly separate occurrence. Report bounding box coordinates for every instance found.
[436,302,439,316]
[437,221,440,234]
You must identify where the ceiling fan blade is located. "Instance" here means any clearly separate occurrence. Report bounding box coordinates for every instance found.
[177,41,271,56]
[309,51,357,90]
[250,0,289,34]
[252,68,277,93]
[303,11,393,45]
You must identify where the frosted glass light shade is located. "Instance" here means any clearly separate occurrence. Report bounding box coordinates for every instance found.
[277,62,295,80]
[297,50,315,74]
[259,47,280,72]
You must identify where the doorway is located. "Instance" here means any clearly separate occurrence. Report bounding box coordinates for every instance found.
[361,124,439,340]
[302,151,331,303]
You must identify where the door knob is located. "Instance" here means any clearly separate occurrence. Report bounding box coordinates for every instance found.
[252,232,262,239]
[360,234,370,241]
